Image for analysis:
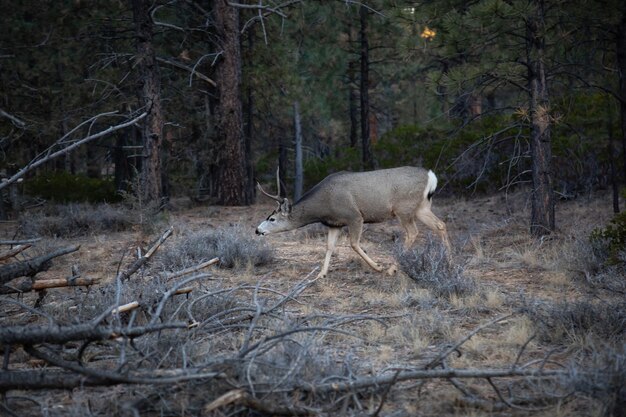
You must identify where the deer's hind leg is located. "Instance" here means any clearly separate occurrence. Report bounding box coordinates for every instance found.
[395,212,420,249]
[347,217,384,273]
[416,206,451,252]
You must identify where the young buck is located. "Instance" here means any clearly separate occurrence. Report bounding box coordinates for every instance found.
[256,166,450,278]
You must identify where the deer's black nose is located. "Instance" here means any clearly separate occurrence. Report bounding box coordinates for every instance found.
[255,228,262,235]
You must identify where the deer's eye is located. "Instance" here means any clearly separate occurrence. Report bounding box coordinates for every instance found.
[269,218,276,222]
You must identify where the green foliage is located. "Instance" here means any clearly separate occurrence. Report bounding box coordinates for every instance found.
[24,172,121,203]
[374,114,517,192]
[591,210,626,264]
[302,147,361,189]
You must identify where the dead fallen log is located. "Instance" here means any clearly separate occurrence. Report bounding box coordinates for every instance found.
[0,322,185,346]
[0,276,98,294]
[0,369,113,391]
[0,367,225,391]
[0,244,31,262]
[0,238,41,245]
[0,246,79,285]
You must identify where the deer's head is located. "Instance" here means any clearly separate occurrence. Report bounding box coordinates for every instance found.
[256,168,293,235]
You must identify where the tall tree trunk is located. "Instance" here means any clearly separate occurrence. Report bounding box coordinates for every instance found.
[348,58,359,148]
[244,27,256,203]
[617,9,626,193]
[526,0,555,237]
[348,23,358,148]
[359,5,374,170]
[213,0,249,205]
[608,101,620,213]
[278,134,288,199]
[293,101,303,201]
[131,0,163,205]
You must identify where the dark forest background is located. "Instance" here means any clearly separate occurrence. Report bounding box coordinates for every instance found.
[1,0,625,236]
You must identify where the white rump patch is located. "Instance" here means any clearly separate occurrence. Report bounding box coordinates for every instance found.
[424,170,438,200]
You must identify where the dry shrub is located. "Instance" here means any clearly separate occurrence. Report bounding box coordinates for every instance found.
[395,237,476,299]
[156,225,273,270]
[555,232,626,295]
[564,343,626,417]
[527,300,626,345]
[18,203,134,238]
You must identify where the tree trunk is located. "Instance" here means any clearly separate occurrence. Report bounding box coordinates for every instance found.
[213,0,249,205]
[131,0,163,205]
[617,9,626,193]
[293,101,303,201]
[359,5,374,170]
[244,27,256,203]
[348,22,358,148]
[608,101,620,213]
[526,0,555,237]
[349,58,359,148]
[278,133,288,199]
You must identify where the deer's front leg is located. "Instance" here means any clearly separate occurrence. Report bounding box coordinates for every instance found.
[318,227,341,278]
[347,219,384,273]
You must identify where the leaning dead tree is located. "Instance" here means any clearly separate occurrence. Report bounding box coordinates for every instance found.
[0,111,147,192]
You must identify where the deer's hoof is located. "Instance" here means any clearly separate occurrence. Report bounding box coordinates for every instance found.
[386,265,398,276]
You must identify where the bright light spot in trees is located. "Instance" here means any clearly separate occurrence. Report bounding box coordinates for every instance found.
[420,26,436,40]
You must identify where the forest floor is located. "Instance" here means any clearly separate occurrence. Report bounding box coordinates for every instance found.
[1,190,624,416]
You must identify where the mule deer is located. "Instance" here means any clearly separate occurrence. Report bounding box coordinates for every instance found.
[256,166,450,278]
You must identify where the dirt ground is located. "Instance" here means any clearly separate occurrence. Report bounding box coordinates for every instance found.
[1,190,622,416]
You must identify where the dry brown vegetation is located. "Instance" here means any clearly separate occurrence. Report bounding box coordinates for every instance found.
[1,191,624,417]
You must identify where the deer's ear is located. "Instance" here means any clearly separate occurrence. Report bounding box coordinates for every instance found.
[280,198,292,214]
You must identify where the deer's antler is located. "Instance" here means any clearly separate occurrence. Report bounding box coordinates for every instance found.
[257,167,282,203]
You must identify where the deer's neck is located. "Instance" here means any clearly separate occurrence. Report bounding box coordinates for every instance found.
[289,200,324,228]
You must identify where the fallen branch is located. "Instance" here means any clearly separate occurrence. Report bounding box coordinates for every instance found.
[0,246,79,285]
[111,301,140,315]
[0,239,41,245]
[0,244,31,262]
[0,277,97,294]
[0,322,185,346]
[117,228,172,281]
[203,389,314,416]
[298,367,565,395]
[0,366,225,391]
[165,257,219,281]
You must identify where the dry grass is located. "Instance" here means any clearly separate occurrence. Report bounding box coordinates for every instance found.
[2,191,624,416]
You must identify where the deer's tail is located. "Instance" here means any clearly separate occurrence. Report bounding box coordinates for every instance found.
[424,170,438,201]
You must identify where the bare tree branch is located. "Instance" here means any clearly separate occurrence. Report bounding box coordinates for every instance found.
[0,246,80,285]
[156,57,217,87]
[0,322,185,346]
[298,367,566,395]
[0,239,41,245]
[0,244,32,262]
[116,228,173,282]
[0,108,26,128]
[0,111,147,191]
